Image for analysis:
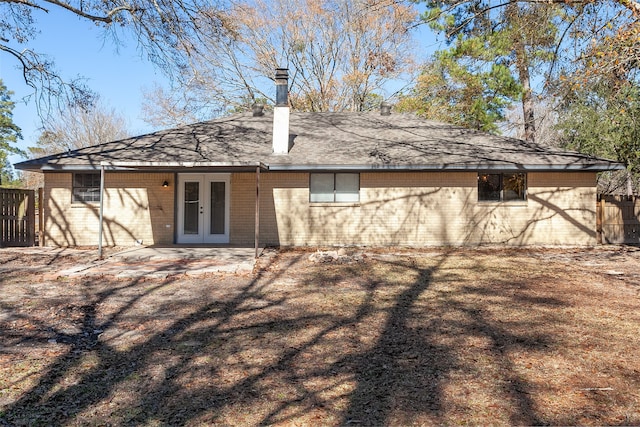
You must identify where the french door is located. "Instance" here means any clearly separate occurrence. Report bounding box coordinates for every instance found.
[177,173,230,244]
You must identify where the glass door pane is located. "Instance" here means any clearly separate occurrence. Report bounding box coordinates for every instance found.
[183,181,200,235]
[210,182,226,235]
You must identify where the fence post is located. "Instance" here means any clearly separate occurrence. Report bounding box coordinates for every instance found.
[26,190,35,246]
[0,190,4,248]
[596,197,604,244]
[38,187,44,247]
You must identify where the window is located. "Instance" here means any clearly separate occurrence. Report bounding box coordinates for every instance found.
[73,173,101,203]
[310,173,359,203]
[478,173,526,202]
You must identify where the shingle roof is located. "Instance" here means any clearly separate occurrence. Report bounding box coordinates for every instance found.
[15,111,624,172]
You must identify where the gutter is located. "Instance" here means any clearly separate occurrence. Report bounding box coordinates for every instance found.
[90,159,627,173]
[15,161,270,172]
[264,163,626,172]
[99,161,269,169]
[17,160,624,173]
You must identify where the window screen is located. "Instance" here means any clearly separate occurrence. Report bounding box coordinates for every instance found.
[310,174,335,202]
[310,173,359,203]
[335,173,359,202]
[73,173,101,203]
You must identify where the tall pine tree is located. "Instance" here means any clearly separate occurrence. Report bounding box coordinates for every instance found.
[0,80,23,185]
[419,0,561,141]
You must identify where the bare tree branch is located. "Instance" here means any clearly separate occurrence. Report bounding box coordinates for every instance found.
[0,0,228,118]
[40,0,133,23]
[141,0,419,126]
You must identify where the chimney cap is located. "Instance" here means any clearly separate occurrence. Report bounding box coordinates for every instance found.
[380,102,392,116]
[275,67,289,107]
[275,68,289,83]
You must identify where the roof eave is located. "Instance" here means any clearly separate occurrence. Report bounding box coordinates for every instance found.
[15,161,625,173]
[266,163,626,172]
[15,161,268,172]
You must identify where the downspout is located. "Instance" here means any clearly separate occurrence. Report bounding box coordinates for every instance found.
[98,164,105,259]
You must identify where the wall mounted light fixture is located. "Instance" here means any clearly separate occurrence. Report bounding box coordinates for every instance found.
[162,180,169,187]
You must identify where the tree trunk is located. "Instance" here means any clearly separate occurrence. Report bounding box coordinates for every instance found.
[515,43,536,143]
[507,1,536,143]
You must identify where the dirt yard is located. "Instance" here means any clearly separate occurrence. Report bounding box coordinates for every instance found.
[1,246,639,426]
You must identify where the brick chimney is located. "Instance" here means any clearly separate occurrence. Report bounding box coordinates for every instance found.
[272,68,290,154]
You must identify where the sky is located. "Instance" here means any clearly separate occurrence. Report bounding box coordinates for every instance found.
[1,4,441,169]
[1,6,168,166]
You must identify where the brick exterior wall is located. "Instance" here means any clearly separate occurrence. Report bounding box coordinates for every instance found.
[43,172,175,247]
[43,170,597,247]
[239,171,597,246]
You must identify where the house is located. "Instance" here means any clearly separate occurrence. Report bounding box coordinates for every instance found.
[16,69,624,249]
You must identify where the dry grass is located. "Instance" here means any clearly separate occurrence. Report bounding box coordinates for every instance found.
[1,246,639,426]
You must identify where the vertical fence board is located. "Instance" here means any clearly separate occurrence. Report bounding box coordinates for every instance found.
[38,187,44,246]
[599,196,640,244]
[0,188,36,247]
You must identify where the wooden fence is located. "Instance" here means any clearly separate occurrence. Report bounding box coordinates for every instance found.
[0,188,36,247]
[597,195,640,244]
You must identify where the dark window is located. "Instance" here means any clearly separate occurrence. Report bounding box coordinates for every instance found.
[478,173,526,202]
[310,173,359,203]
[73,173,101,203]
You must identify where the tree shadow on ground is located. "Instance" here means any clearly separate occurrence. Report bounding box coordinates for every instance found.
[0,249,585,425]
[328,253,553,425]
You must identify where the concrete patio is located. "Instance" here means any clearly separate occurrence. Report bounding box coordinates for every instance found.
[79,246,263,278]
[108,246,262,262]
[0,246,264,279]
